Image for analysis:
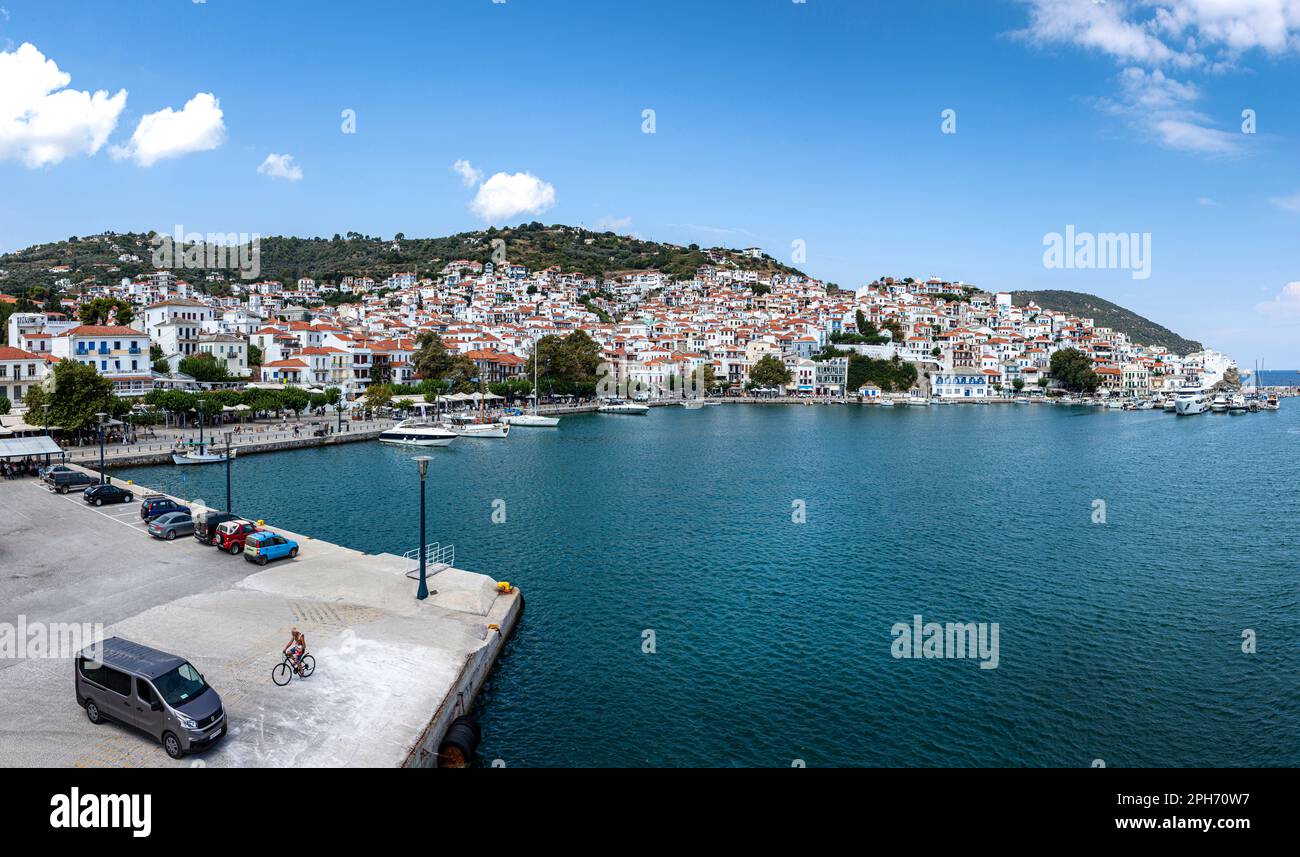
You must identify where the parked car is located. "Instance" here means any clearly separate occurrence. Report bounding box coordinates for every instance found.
[43,468,98,494]
[215,519,261,554]
[75,637,226,759]
[83,484,134,506]
[243,531,299,565]
[193,510,239,545]
[148,511,195,541]
[140,496,189,522]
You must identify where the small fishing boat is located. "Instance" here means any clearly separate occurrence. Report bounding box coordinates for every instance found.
[172,441,234,465]
[172,408,233,464]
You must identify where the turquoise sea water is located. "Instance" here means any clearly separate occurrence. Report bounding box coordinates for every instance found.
[116,402,1300,767]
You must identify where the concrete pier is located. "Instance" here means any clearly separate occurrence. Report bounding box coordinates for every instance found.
[0,466,521,768]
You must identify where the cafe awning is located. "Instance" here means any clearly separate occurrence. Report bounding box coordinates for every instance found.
[0,435,63,459]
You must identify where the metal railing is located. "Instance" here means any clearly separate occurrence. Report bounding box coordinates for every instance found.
[403,542,455,579]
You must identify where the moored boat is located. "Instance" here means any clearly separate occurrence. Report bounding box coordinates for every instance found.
[378,418,457,447]
[598,399,650,415]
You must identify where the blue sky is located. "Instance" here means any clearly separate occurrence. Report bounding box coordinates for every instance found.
[2,0,1299,363]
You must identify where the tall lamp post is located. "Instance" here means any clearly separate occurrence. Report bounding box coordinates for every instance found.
[224,431,233,512]
[414,456,431,600]
[95,412,107,484]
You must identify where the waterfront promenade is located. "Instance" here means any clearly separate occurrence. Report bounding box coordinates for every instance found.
[0,465,521,768]
[57,417,398,467]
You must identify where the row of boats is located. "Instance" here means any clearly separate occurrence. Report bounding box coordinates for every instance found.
[1039,387,1281,414]
[376,398,720,447]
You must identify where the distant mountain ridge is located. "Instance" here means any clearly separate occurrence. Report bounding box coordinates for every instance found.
[1011,289,1202,356]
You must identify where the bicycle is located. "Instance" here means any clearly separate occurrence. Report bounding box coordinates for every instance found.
[272,652,315,685]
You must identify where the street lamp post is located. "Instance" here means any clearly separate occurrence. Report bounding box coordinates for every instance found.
[414,456,431,600]
[224,431,233,512]
[95,412,107,484]
[337,402,343,433]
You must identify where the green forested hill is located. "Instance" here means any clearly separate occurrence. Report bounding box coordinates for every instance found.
[0,223,805,295]
[1012,289,1202,355]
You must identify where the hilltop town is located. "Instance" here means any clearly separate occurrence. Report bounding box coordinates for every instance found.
[0,227,1236,414]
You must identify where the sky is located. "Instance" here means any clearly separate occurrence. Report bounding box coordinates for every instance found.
[1,0,1299,363]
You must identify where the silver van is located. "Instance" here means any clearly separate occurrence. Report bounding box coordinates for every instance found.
[75,637,226,759]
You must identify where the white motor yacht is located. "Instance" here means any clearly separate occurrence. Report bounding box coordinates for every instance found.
[1209,393,1229,413]
[378,418,457,447]
[1174,384,1208,415]
[598,399,650,415]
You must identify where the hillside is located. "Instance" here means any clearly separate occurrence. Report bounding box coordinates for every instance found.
[1011,290,1202,355]
[0,223,806,295]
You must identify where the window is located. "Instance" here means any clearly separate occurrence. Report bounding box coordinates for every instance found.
[136,678,156,706]
[79,659,132,696]
[153,662,209,707]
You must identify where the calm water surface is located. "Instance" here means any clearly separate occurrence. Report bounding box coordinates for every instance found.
[117,402,1300,767]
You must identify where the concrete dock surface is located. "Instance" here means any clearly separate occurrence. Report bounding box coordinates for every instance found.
[0,469,521,767]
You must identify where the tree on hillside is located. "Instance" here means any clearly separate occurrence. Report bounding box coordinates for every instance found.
[78,297,133,326]
[532,330,603,388]
[1049,348,1101,393]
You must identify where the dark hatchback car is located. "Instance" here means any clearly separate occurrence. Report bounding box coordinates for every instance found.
[193,510,238,545]
[140,497,189,522]
[84,484,135,506]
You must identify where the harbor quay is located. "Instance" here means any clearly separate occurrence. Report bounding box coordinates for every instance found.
[55,418,398,468]
[0,464,521,768]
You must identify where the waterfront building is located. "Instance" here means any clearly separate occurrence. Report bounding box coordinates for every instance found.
[51,325,153,396]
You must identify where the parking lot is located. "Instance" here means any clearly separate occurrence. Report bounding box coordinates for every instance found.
[0,472,515,767]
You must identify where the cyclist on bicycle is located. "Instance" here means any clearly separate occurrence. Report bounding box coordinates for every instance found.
[283,628,307,675]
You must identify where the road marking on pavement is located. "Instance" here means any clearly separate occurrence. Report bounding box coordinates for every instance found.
[34,483,152,535]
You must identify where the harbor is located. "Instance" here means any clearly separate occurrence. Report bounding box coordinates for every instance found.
[0,462,521,768]
[101,401,1300,767]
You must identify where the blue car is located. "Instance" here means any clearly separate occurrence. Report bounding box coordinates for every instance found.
[140,496,189,522]
[243,531,299,565]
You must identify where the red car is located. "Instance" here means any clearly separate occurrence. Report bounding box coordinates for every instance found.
[214,519,261,554]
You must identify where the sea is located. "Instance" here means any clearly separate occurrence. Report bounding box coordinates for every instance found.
[116,400,1300,767]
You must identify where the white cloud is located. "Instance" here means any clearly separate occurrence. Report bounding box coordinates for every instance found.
[1094,66,1243,155]
[1016,0,1188,66]
[1016,2,1300,156]
[0,42,127,167]
[1271,190,1300,212]
[1255,281,1300,316]
[451,158,482,187]
[592,215,633,232]
[1018,0,1300,67]
[469,171,556,221]
[111,91,225,167]
[257,152,303,181]
[1151,117,1242,154]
